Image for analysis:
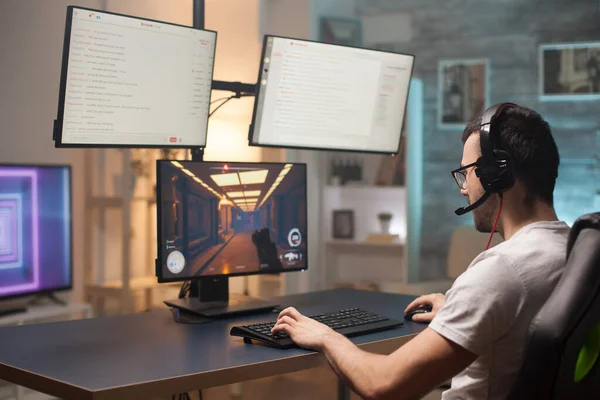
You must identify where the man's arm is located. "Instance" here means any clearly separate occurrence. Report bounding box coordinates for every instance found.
[272,307,476,400]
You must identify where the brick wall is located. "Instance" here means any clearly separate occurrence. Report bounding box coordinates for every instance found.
[355,0,600,279]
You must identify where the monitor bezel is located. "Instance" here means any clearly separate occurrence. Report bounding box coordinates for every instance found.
[54,5,218,149]
[248,34,415,156]
[156,160,309,283]
[0,163,73,301]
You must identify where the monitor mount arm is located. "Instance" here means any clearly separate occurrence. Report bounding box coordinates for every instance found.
[190,80,256,163]
[211,80,257,98]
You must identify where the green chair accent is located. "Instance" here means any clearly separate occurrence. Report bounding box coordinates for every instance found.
[574,323,600,383]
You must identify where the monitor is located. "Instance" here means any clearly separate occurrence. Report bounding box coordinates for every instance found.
[249,35,415,154]
[0,165,72,301]
[157,161,307,283]
[157,161,307,318]
[54,6,217,148]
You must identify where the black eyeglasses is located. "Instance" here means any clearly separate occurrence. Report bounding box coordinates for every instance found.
[451,161,479,189]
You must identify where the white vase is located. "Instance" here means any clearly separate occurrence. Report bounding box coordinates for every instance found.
[379,219,391,234]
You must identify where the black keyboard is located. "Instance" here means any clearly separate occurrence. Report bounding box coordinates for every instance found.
[230,308,403,349]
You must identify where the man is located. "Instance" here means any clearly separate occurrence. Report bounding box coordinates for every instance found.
[272,105,570,399]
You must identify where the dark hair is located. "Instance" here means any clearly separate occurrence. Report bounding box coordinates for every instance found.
[462,105,560,206]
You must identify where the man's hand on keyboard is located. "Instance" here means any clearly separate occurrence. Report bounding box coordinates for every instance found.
[271,307,337,351]
[404,293,446,322]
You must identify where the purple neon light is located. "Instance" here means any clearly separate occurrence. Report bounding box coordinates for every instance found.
[0,209,12,255]
[0,200,19,262]
[0,169,39,295]
[0,196,22,267]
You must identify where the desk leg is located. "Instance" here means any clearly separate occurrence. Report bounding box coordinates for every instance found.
[14,384,25,400]
[145,288,153,311]
[230,382,243,397]
[337,379,350,400]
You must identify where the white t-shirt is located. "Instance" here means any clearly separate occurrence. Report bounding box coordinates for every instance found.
[429,221,570,400]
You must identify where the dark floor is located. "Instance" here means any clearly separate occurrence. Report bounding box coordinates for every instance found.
[195,232,260,276]
[189,232,262,276]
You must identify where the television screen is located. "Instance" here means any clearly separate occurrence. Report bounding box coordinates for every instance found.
[0,165,72,299]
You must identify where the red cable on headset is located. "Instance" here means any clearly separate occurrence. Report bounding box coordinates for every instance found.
[486,196,503,250]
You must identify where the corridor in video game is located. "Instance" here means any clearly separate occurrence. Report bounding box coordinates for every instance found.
[159,162,307,280]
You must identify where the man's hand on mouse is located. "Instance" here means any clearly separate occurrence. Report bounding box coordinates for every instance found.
[405,293,446,322]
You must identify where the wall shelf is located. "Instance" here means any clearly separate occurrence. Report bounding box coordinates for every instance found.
[89,196,154,208]
[326,240,405,249]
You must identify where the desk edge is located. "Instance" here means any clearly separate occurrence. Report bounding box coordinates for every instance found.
[93,333,418,400]
[0,363,93,400]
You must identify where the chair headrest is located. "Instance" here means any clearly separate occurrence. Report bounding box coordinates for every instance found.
[567,212,600,256]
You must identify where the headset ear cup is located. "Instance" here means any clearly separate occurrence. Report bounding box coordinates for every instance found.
[475,151,515,193]
[475,164,495,192]
[492,149,516,192]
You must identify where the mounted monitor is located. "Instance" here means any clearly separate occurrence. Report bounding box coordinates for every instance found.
[54,6,216,148]
[0,165,72,307]
[156,160,307,317]
[249,35,415,154]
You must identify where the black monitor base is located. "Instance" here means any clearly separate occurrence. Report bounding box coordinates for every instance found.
[29,292,67,307]
[165,293,278,318]
[165,277,278,318]
[0,308,27,318]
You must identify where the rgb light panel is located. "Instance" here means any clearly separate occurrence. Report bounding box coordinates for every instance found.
[0,196,23,268]
[0,169,39,295]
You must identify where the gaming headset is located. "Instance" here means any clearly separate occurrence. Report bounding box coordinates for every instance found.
[454,102,518,216]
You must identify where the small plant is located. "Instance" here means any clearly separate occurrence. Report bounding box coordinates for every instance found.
[377,212,393,221]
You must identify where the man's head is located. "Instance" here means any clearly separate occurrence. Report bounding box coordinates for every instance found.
[457,105,560,232]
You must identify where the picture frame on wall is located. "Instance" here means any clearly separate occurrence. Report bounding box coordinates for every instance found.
[539,42,600,101]
[319,17,362,47]
[332,210,355,239]
[438,59,490,129]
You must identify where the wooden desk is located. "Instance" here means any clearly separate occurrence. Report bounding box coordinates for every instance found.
[0,289,426,400]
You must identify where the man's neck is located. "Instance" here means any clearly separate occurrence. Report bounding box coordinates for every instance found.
[499,202,559,240]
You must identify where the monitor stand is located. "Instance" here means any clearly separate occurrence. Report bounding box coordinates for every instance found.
[164,276,279,318]
[0,307,27,318]
[29,292,67,307]
[0,292,66,318]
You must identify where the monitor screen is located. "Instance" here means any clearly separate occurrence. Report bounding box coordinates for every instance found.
[157,161,307,282]
[0,165,72,300]
[55,6,216,148]
[249,35,415,154]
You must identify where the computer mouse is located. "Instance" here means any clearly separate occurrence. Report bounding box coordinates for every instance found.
[404,304,433,321]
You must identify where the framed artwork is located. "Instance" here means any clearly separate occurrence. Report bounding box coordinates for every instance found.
[539,42,600,101]
[319,17,362,47]
[332,210,355,239]
[438,59,490,129]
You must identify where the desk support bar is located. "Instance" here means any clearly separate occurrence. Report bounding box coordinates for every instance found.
[338,378,351,400]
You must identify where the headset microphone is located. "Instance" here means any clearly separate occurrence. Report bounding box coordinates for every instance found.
[454,191,492,216]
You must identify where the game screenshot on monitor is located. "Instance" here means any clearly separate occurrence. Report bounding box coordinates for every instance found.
[0,165,72,299]
[157,161,307,282]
